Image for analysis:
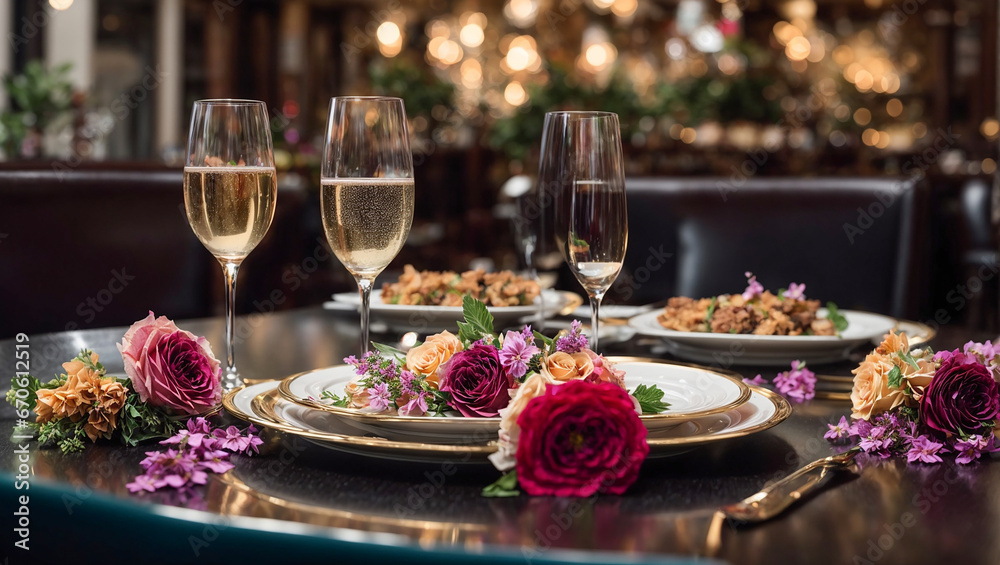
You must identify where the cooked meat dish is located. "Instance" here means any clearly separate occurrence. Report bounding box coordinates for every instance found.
[381,265,542,307]
[658,291,837,336]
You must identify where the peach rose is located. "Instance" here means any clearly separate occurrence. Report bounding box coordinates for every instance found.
[406,331,463,378]
[545,352,582,381]
[570,352,595,380]
[850,353,905,420]
[490,371,557,471]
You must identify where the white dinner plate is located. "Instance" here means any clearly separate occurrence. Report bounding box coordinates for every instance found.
[225,381,789,463]
[277,358,750,443]
[330,289,576,331]
[628,309,897,366]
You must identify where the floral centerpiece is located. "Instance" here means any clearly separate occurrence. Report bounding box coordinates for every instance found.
[320,296,669,497]
[6,312,223,453]
[824,332,1000,463]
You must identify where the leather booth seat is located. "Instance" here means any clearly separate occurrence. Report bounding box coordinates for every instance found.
[615,177,927,319]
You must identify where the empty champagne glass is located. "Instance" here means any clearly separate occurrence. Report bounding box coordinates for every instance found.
[321,97,415,354]
[539,111,628,351]
[184,99,277,390]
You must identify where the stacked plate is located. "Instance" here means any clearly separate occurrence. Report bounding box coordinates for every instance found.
[224,358,792,464]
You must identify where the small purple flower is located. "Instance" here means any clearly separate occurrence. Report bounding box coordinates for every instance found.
[825,415,852,442]
[859,425,895,458]
[742,271,764,301]
[126,473,157,493]
[906,435,947,464]
[197,449,235,474]
[743,374,768,387]
[366,383,392,412]
[161,417,212,448]
[849,418,872,439]
[520,325,534,343]
[772,360,816,403]
[499,330,540,379]
[212,425,252,452]
[555,320,588,354]
[782,282,807,301]
[953,434,997,465]
[399,370,417,395]
[398,392,429,417]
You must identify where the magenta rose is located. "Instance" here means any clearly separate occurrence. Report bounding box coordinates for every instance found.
[117,312,221,415]
[920,353,1000,437]
[516,380,648,497]
[439,343,512,417]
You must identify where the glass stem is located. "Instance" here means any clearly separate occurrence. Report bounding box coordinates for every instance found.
[358,277,374,354]
[221,260,241,390]
[590,291,604,352]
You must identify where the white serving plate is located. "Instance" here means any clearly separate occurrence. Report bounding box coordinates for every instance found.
[330,289,574,331]
[628,309,897,366]
[276,358,750,443]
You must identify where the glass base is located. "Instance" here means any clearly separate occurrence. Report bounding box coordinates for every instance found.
[221,369,244,391]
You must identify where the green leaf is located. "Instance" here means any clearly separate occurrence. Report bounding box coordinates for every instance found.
[482,470,520,497]
[320,390,351,407]
[705,297,717,323]
[458,295,495,344]
[825,302,849,333]
[533,331,555,350]
[372,341,407,362]
[897,351,920,371]
[631,384,670,414]
[887,365,903,389]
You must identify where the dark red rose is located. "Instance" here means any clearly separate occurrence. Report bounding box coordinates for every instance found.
[439,344,512,417]
[515,380,648,496]
[920,353,1000,437]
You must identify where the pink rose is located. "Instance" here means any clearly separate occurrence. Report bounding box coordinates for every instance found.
[516,380,648,496]
[117,312,221,415]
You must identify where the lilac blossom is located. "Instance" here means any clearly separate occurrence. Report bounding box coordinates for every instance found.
[399,370,417,396]
[782,282,807,301]
[824,416,852,442]
[366,383,392,412]
[555,320,588,353]
[906,435,947,464]
[953,434,997,465]
[743,374,768,387]
[398,393,429,417]
[742,271,764,301]
[520,325,534,343]
[211,424,263,455]
[772,360,816,403]
[499,329,539,379]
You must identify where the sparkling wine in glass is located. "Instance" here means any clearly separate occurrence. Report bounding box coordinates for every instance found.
[184,99,276,390]
[539,111,628,351]
[321,97,414,353]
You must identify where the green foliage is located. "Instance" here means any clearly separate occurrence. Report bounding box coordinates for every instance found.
[631,384,671,414]
[897,351,920,371]
[369,57,455,120]
[886,366,903,389]
[457,295,496,346]
[116,382,181,446]
[825,302,849,333]
[320,390,351,407]
[482,470,520,497]
[0,60,74,157]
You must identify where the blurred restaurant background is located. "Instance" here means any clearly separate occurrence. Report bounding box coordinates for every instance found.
[0,0,998,337]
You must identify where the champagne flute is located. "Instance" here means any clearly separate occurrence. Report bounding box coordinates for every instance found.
[539,111,628,351]
[184,99,277,390]
[321,97,415,353]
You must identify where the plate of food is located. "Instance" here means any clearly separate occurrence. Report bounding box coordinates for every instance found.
[277,358,751,443]
[628,274,897,365]
[331,265,580,330]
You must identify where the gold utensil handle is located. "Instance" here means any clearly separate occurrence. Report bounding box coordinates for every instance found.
[721,451,858,523]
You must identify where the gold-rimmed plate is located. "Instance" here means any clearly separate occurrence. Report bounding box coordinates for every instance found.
[885,319,936,348]
[224,382,789,462]
[277,357,751,443]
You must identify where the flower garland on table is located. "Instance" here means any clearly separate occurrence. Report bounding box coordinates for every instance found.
[319,296,670,497]
[6,312,225,453]
[824,332,1000,464]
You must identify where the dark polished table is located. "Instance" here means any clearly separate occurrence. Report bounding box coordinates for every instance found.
[2,307,998,565]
